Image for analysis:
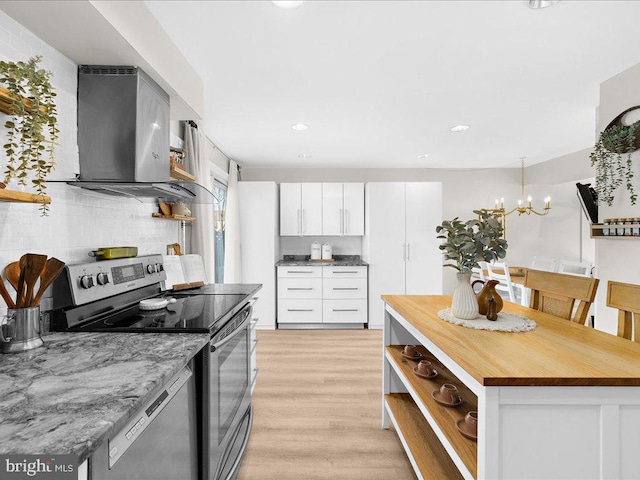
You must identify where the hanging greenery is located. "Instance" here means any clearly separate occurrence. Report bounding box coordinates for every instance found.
[589,108,640,207]
[0,55,59,214]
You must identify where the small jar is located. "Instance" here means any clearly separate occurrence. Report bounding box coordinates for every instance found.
[632,218,640,237]
[624,218,633,236]
[603,218,612,236]
[616,218,625,236]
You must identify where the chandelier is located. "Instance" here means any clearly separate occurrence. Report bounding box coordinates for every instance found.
[485,158,551,237]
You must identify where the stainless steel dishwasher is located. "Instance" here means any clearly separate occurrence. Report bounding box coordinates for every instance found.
[91,363,198,480]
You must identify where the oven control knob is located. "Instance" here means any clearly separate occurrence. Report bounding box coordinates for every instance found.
[147,264,157,274]
[80,275,95,289]
[96,273,110,285]
[156,263,163,272]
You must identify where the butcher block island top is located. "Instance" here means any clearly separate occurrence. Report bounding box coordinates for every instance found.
[382,295,640,387]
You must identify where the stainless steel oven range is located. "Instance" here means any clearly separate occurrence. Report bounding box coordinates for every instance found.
[50,255,261,480]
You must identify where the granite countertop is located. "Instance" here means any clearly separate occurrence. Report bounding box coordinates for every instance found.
[276,255,368,267]
[0,332,209,463]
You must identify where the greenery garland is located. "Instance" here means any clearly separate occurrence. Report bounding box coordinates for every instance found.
[436,210,508,274]
[0,55,59,214]
[589,119,639,206]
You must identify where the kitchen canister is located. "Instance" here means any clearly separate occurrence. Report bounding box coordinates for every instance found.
[322,243,332,260]
[311,242,321,260]
[0,306,44,353]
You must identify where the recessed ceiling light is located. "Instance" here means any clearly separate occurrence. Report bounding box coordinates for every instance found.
[528,0,560,9]
[299,154,312,159]
[272,1,304,9]
[450,124,470,132]
[417,154,429,159]
[291,123,309,131]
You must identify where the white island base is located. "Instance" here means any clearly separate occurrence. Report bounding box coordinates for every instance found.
[382,297,640,480]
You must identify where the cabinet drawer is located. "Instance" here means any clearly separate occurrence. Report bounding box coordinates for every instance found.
[278,299,323,323]
[278,266,322,278]
[323,299,367,323]
[278,278,322,299]
[322,266,367,278]
[323,277,367,299]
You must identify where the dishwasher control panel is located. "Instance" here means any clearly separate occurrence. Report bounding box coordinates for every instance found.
[107,366,192,469]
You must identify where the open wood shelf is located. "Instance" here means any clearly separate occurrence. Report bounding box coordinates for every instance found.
[0,85,47,115]
[386,345,477,478]
[169,164,196,181]
[0,188,51,204]
[151,213,195,222]
[591,223,640,239]
[385,393,464,480]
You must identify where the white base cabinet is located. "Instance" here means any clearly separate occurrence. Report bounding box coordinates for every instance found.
[277,265,368,328]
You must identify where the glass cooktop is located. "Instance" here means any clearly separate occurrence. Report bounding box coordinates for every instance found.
[73,294,248,333]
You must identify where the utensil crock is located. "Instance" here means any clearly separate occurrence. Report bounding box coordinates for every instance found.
[0,306,44,353]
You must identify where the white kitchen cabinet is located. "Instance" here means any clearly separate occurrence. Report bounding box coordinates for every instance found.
[322,183,364,236]
[276,265,368,327]
[362,182,442,328]
[280,183,322,236]
[238,181,279,330]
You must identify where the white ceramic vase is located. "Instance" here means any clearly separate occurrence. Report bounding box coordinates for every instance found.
[451,272,479,319]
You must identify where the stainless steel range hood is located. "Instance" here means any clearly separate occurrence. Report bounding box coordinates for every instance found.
[69,65,214,203]
[63,180,215,204]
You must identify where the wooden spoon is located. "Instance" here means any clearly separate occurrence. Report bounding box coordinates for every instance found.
[32,258,65,307]
[4,261,20,292]
[173,243,182,256]
[0,275,16,309]
[19,254,48,308]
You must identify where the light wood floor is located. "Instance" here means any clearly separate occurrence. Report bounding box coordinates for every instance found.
[237,329,416,480]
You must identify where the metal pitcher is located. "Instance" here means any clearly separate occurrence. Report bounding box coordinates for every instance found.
[0,306,44,353]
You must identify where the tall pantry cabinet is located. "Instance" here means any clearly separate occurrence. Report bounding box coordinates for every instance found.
[362,182,443,328]
[238,181,279,329]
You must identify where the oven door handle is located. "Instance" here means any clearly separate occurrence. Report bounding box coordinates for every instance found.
[210,305,252,352]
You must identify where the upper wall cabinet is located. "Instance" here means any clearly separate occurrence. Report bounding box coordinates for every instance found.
[280,183,323,236]
[322,183,365,236]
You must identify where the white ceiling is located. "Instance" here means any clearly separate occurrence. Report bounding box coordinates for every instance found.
[145,0,640,169]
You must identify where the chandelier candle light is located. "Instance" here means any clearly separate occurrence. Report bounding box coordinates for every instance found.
[486,158,551,237]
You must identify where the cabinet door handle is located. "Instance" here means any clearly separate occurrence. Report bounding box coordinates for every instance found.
[297,208,301,235]
[333,287,358,290]
[340,208,344,235]
[345,209,349,234]
[407,243,410,261]
[287,287,313,290]
[287,309,314,312]
[287,270,313,274]
[302,209,305,235]
[333,309,359,312]
[402,243,406,261]
[332,271,359,274]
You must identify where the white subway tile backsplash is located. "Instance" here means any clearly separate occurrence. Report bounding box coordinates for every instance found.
[0,12,180,311]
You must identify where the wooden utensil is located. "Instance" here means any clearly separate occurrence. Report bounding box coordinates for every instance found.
[32,257,65,307]
[4,261,20,292]
[0,275,16,309]
[159,202,172,217]
[19,254,47,308]
[173,243,182,256]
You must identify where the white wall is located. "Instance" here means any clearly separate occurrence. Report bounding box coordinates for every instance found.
[593,62,640,334]
[0,12,180,314]
[242,164,592,294]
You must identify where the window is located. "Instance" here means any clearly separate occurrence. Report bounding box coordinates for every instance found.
[213,181,227,283]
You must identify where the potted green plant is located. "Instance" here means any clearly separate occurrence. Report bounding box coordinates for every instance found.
[589,107,640,207]
[436,210,508,319]
[0,55,59,214]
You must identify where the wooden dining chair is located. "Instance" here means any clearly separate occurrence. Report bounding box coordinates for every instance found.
[524,269,599,324]
[606,281,640,341]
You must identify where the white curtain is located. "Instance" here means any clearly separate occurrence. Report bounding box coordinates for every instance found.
[224,160,241,283]
[184,124,215,283]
